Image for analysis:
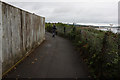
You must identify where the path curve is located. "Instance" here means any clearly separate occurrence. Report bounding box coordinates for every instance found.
[5,32,89,78]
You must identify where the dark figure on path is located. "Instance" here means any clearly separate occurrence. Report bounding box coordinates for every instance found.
[73,26,76,32]
[52,24,57,37]
[64,26,66,34]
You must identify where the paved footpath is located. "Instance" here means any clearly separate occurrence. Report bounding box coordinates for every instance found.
[5,32,89,78]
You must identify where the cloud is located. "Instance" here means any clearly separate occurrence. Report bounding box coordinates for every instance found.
[2,0,119,2]
[3,1,118,25]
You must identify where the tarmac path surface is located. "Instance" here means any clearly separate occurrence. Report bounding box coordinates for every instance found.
[5,32,89,78]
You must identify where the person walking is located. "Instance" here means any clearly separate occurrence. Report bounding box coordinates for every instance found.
[52,24,57,37]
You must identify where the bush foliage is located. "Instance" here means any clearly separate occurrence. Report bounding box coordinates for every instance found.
[46,22,119,79]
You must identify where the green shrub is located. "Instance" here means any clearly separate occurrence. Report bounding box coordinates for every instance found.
[46,23,119,79]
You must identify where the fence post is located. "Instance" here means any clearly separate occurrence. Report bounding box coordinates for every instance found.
[79,30,82,41]
[100,32,108,79]
[72,27,76,41]
[64,26,66,34]
[118,31,120,79]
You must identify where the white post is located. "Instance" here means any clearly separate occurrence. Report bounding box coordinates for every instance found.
[109,24,113,31]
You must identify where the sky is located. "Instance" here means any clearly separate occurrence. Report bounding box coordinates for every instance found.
[1,0,119,26]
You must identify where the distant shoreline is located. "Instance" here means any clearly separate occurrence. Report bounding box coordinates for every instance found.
[96,27,119,33]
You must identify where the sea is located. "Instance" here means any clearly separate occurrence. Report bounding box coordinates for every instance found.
[96,28,119,33]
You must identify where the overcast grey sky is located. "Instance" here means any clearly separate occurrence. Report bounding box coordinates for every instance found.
[2,0,119,26]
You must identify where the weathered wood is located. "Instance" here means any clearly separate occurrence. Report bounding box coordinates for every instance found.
[0,1,45,74]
